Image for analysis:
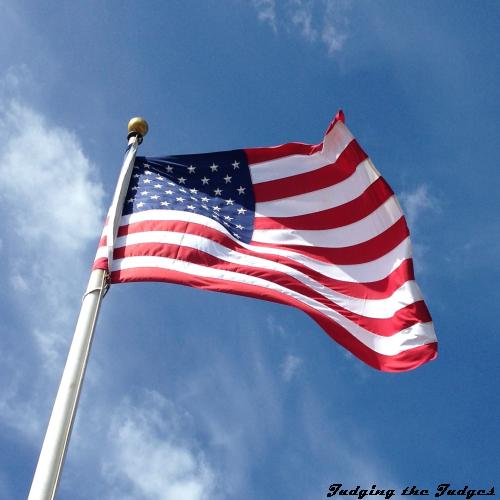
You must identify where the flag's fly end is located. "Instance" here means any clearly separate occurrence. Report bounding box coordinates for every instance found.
[324,109,345,136]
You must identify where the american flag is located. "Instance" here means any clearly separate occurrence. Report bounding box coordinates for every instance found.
[94,112,437,372]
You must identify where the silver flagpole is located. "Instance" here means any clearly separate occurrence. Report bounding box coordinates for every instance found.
[28,118,149,500]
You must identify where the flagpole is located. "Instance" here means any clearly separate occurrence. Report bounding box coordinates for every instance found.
[28,118,149,500]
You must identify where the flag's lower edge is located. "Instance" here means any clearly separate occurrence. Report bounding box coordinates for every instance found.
[106,266,438,373]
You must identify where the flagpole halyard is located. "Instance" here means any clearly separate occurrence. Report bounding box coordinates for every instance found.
[28,118,148,500]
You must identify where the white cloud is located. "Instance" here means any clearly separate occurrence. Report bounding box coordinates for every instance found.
[0,69,105,445]
[249,0,350,55]
[0,64,32,94]
[251,0,277,32]
[101,391,217,500]
[266,313,287,336]
[281,353,303,382]
[0,369,41,439]
[399,184,439,229]
[290,0,317,42]
[321,0,349,54]
[0,99,105,367]
[398,184,440,273]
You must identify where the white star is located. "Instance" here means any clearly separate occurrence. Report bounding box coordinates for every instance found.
[190,196,198,201]
[160,201,170,207]
[213,206,221,212]
[190,188,198,194]
[143,178,152,184]
[176,196,185,202]
[236,224,244,230]
[214,188,222,196]
[187,205,196,210]
[143,163,150,168]
[133,174,140,178]
[178,176,186,184]
[167,181,175,186]
[140,190,149,196]
[166,165,173,173]
[165,190,173,195]
[156,175,165,181]
[127,198,134,203]
[154,184,162,189]
[187,165,196,174]
[223,174,232,184]
[237,207,246,214]
[202,205,209,210]
[234,233,241,239]
[232,161,240,169]
[144,170,153,175]
[237,186,246,195]
[201,176,210,185]
[131,186,139,191]
[209,163,218,172]
[137,201,145,208]
[150,195,159,200]
[179,187,187,193]
[224,215,233,221]
[225,198,234,205]
[201,196,209,203]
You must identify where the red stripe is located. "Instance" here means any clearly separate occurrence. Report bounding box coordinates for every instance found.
[252,140,368,203]
[289,257,416,300]
[252,216,410,265]
[95,218,413,297]
[93,257,108,271]
[244,111,345,166]
[255,177,394,230]
[245,142,322,166]
[111,265,437,372]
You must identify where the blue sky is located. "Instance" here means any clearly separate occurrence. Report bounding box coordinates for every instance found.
[1,1,499,499]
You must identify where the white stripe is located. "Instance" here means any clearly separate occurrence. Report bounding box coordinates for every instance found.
[252,197,402,247]
[113,255,436,356]
[255,158,380,218]
[322,121,355,162]
[121,209,230,229]
[110,229,422,319]
[249,121,353,183]
[96,210,413,283]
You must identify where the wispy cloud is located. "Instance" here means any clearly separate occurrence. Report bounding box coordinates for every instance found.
[0,67,105,441]
[281,353,303,382]
[251,0,277,32]
[290,0,317,42]
[0,98,105,367]
[321,0,349,55]
[101,391,218,500]
[250,0,350,55]
[266,313,287,336]
[399,184,440,273]
[399,184,440,229]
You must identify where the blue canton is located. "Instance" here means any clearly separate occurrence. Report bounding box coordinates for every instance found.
[124,150,255,243]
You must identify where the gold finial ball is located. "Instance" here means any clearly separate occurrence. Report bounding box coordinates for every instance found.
[127,117,149,137]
